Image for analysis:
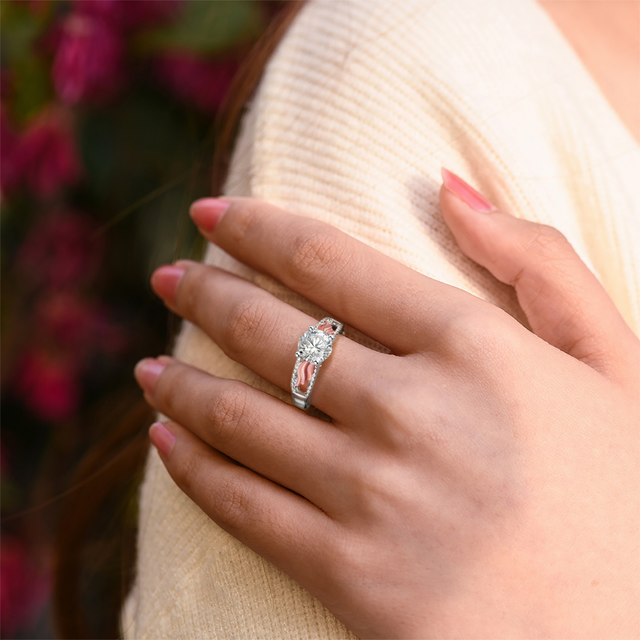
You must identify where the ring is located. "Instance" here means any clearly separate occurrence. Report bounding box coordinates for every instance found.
[291,317,344,409]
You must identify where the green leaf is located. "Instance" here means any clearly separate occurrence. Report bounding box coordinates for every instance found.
[10,54,53,122]
[135,0,264,56]
[0,0,56,66]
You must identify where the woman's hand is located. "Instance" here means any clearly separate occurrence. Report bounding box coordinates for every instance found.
[134,168,639,639]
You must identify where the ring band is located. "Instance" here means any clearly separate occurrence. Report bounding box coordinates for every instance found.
[291,317,344,409]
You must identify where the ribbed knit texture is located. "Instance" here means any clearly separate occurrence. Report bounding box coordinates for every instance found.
[122,1,640,637]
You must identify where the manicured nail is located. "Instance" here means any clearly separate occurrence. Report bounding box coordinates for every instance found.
[149,422,175,457]
[134,358,166,393]
[150,265,185,303]
[189,198,231,232]
[441,168,494,212]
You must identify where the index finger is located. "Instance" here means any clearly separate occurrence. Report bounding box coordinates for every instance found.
[190,197,470,355]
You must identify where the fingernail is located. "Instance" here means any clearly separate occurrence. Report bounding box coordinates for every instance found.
[134,358,166,393]
[151,265,185,303]
[149,422,176,457]
[441,168,495,212]
[189,198,231,233]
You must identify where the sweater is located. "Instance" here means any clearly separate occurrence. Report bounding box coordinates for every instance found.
[122,1,640,637]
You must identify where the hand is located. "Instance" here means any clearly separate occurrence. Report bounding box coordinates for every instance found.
[134,168,639,639]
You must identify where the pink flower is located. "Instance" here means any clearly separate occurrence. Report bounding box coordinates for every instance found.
[0,537,50,637]
[35,291,128,355]
[154,53,239,113]
[53,12,124,105]
[14,348,80,422]
[0,105,23,196]
[12,111,82,198]
[75,0,183,30]
[15,210,101,290]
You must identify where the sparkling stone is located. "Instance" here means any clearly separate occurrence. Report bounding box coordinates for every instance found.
[297,328,332,364]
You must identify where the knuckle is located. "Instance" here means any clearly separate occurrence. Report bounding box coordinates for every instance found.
[213,474,252,530]
[288,225,349,286]
[440,306,507,353]
[523,223,572,259]
[207,384,249,448]
[437,306,525,378]
[322,533,369,586]
[369,383,441,452]
[223,294,276,360]
[173,450,205,497]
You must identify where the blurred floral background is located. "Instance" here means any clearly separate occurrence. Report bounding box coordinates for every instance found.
[1,1,280,636]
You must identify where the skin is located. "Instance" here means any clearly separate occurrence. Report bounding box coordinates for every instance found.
[134,182,639,638]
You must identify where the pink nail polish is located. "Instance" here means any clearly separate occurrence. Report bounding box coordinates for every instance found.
[151,265,185,303]
[189,198,231,232]
[134,358,166,393]
[149,422,176,457]
[441,168,494,212]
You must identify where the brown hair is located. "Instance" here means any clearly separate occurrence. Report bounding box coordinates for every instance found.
[52,3,304,637]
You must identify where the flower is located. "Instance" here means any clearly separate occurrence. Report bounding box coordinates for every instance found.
[75,0,183,31]
[0,105,23,196]
[11,111,82,198]
[35,291,128,355]
[0,537,50,637]
[15,210,101,290]
[14,348,81,422]
[52,11,124,105]
[154,53,238,113]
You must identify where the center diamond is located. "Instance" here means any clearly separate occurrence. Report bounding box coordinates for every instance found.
[297,328,332,364]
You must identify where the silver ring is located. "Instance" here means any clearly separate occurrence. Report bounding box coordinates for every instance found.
[291,317,344,410]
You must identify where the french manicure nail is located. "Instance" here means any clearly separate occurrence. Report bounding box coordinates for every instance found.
[441,168,495,212]
[134,358,166,393]
[149,422,176,457]
[151,265,185,303]
[189,198,231,233]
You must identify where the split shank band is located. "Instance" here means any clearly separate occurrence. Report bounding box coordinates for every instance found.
[291,317,344,410]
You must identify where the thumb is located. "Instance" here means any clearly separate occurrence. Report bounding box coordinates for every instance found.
[439,168,634,375]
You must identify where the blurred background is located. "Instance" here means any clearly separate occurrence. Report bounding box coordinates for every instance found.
[1,1,282,636]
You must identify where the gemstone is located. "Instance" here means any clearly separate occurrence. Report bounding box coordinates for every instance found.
[297,328,332,364]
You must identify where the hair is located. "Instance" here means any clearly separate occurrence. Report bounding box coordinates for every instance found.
[52,3,304,637]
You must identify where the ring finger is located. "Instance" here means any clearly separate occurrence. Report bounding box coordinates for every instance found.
[150,259,402,421]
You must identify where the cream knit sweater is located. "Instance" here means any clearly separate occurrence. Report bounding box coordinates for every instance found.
[121,1,640,637]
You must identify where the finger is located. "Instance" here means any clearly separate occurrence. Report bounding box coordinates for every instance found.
[151,260,407,421]
[135,356,350,511]
[148,420,335,585]
[188,197,472,355]
[440,168,636,373]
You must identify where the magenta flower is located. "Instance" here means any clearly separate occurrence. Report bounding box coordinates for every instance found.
[52,12,124,105]
[75,0,183,30]
[13,111,82,198]
[35,291,128,355]
[0,105,23,196]
[15,210,101,290]
[14,348,81,422]
[0,537,50,636]
[154,53,239,113]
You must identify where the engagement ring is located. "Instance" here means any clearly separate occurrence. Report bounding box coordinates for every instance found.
[291,317,344,409]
